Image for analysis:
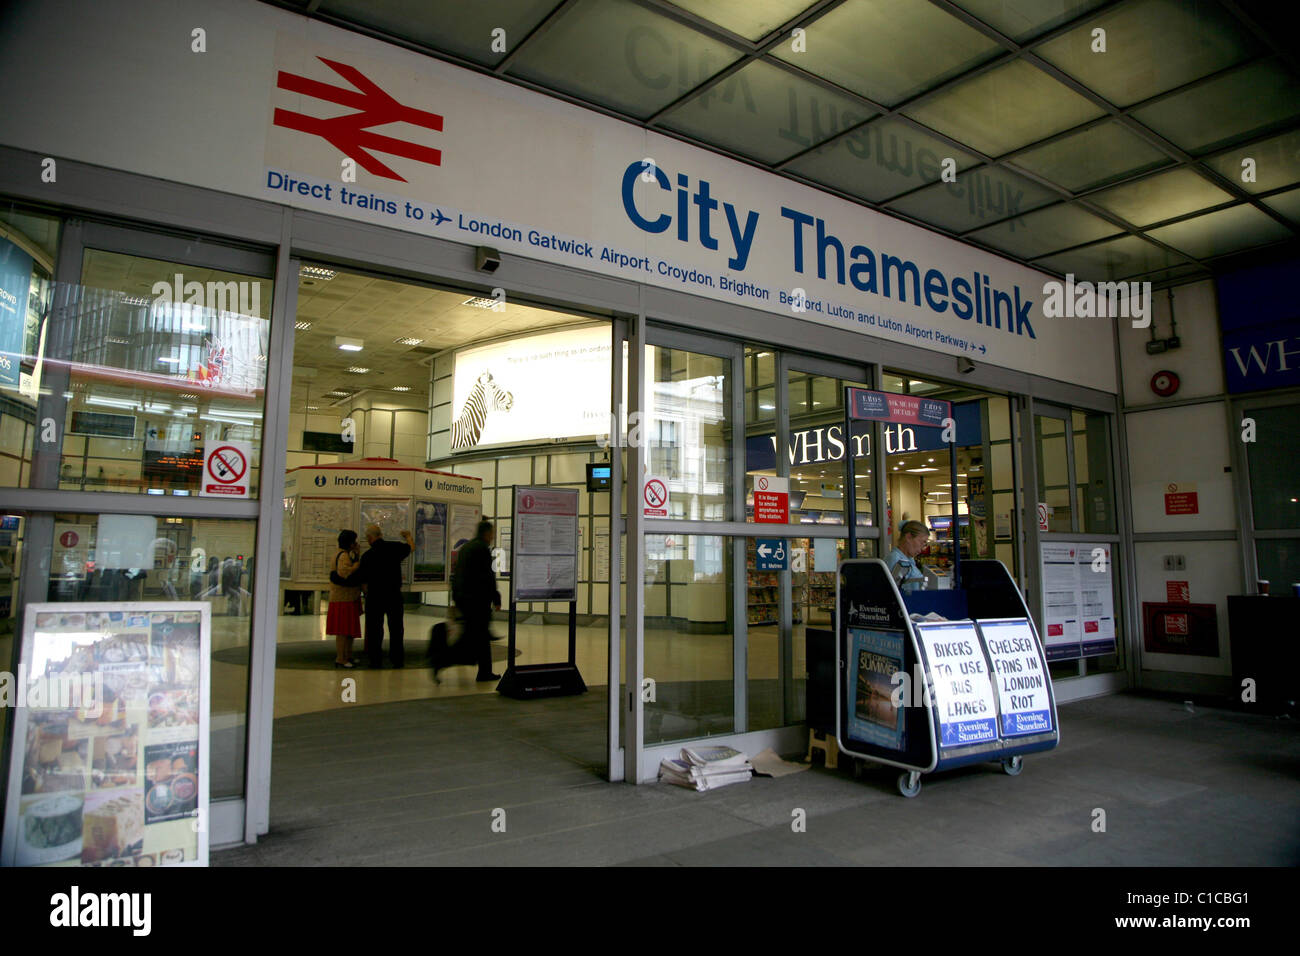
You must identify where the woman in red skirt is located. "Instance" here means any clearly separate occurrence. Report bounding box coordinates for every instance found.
[327,529,363,668]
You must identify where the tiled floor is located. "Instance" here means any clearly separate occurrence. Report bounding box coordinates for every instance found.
[215,692,1300,867]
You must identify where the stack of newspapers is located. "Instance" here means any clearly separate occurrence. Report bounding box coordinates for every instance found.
[659,746,753,791]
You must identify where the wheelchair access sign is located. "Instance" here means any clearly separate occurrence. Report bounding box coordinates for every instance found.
[755,538,787,571]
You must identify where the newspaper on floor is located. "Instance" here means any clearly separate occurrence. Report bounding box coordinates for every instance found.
[659,746,753,791]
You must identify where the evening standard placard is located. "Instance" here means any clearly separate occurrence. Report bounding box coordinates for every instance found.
[978,619,1054,738]
[513,487,579,601]
[915,621,997,747]
[846,627,906,751]
[2,603,211,867]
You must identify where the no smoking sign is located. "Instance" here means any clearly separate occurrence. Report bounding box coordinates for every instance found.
[643,475,669,518]
[201,439,253,498]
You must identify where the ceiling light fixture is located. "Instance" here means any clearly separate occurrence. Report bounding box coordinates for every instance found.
[294,320,312,331]
[345,366,370,374]
[391,386,411,392]
[120,295,151,307]
[394,337,423,346]
[462,296,500,309]
[299,266,336,280]
[334,336,363,352]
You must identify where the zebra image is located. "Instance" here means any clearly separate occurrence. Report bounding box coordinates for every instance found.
[450,371,513,450]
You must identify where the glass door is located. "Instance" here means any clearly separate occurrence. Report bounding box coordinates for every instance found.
[641,331,739,747]
[7,219,276,838]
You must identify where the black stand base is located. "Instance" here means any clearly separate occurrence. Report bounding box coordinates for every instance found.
[495,663,587,699]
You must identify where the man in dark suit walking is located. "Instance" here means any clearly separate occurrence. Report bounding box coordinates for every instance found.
[439,520,501,682]
[333,524,413,668]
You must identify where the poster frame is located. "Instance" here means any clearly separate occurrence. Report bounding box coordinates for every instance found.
[2,601,211,868]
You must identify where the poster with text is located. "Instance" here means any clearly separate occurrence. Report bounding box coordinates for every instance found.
[915,621,998,748]
[359,498,412,585]
[295,497,352,582]
[1040,542,1083,661]
[413,500,447,583]
[447,504,482,578]
[512,487,579,601]
[2,603,211,867]
[845,627,906,751]
[1076,544,1116,657]
[979,619,1054,737]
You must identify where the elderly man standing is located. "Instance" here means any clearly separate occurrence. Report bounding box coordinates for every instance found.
[334,524,414,668]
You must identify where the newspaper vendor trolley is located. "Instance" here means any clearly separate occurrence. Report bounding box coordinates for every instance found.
[835,558,1059,798]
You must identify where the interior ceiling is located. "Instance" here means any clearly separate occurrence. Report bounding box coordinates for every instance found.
[291,265,585,412]
[267,0,1300,286]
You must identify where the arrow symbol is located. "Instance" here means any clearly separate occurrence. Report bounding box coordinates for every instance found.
[757,544,771,557]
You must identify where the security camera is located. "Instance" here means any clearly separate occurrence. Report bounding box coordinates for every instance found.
[957,357,975,374]
[475,246,501,273]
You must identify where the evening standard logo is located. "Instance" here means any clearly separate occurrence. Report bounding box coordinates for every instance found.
[273,56,443,182]
[50,886,151,936]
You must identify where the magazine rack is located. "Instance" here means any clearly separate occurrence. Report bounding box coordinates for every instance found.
[833,558,1059,798]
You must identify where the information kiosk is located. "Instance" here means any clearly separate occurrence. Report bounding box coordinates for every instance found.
[495,485,587,699]
[279,458,483,600]
[833,557,1059,798]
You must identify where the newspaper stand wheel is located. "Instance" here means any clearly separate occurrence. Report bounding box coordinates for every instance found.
[1001,756,1023,776]
[897,771,922,798]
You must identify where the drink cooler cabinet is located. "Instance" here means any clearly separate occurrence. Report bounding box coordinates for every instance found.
[809,558,1059,798]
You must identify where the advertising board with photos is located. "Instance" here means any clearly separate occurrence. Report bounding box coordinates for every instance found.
[2,603,210,867]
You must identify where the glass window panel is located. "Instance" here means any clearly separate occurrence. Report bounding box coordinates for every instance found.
[1008,120,1172,192]
[0,206,59,490]
[1256,539,1300,593]
[1130,60,1300,154]
[885,165,1058,232]
[668,0,812,41]
[953,0,1108,43]
[1036,0,1256,107]
[1203,129,1300,195]
[1034,234,1187,281]
[659,59,873,164]
[771,0,1000,106]
[647,346,730,521]
[988,396,1010,441]
[318,0,558,66]
[1074,410,1116,534]
[1145,203,1293,260]
[508,0,744,118]
[968,202,1122,258]
[644,532,733,744]
[785,117,983,203]
[1035,414,1072,531]
[32,513,255,800]
[1246,404,1300,530]
[29,250,274,498]
[781,370,871,528]
[1262,187,1300,222]
[1088,168,1236,227]
[904,59,1105,157]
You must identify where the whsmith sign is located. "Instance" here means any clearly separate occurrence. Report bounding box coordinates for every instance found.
[0,0,1116,392]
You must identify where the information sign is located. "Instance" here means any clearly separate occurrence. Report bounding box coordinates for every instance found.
[753,475,789,523]
[755,538,787,571]
[513,487,579,601]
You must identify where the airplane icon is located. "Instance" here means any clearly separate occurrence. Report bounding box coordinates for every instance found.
[431,208,451,226]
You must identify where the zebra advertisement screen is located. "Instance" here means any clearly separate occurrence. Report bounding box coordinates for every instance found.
[450,324,611,452]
